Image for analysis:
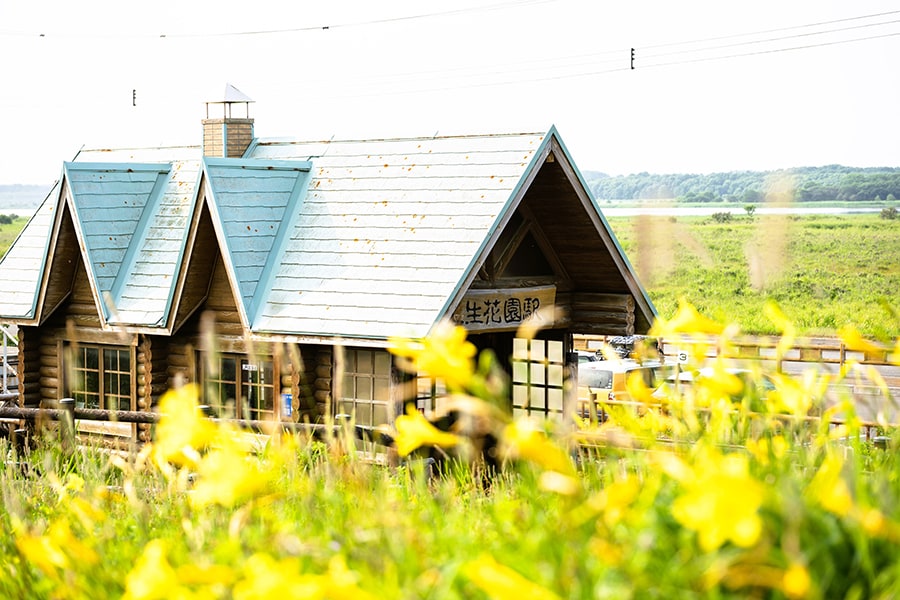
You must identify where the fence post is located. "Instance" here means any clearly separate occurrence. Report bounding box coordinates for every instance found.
[59,398,75,451]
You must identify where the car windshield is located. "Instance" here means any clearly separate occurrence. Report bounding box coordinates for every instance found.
[579,369,613,389]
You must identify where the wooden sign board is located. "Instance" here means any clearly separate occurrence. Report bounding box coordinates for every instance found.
[451,285,556,331]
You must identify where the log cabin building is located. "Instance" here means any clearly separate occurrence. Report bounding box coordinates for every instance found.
[0,90,656,442]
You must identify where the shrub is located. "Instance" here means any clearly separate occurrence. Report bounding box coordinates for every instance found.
[711,211,733,223]
[880,206,898,220]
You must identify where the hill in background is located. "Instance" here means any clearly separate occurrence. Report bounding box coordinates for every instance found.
[583,165,900,203]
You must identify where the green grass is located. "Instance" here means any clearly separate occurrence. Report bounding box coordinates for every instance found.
[0,217,29,256]
[608,214,900,338]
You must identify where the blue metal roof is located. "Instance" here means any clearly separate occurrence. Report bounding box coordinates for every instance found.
[202,157,312,327]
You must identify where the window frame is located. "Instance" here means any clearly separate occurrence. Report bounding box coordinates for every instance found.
[335,347,394,428]
[64,343,134,412]
[200,352,279,421]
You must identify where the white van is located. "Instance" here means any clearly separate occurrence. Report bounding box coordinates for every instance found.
[576,359,666,420]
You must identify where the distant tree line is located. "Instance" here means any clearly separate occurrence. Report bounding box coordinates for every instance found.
[584,165,900,203]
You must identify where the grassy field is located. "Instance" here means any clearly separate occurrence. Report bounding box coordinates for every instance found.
[0,217,28,254]
[607,213,900,339]
[3,329,900,598]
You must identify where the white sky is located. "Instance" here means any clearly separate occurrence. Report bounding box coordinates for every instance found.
[2,0,899,186]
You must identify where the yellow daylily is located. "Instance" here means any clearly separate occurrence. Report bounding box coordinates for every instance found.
[781,563,812,599]
[838,324,884,355]
[649,300,725,338]
[666,448,764,552]
[393,407,461,457]
[151,384,220,470]
[190,433,274,508]
[806,451,853,517]
[321,555,379,600]
[233,554,325,600]
[16,532,69,580]
[763,300,796,360]
[462,554,562,600]
[390,320,477,390]
[501,419,576,476]
[123,539,181,600]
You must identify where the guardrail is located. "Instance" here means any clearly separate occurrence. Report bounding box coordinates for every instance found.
[0,399,394,453]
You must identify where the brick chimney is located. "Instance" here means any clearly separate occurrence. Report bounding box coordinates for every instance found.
[203,84,255,158]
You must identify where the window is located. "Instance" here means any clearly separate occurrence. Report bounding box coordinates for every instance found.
[511,337,566,422]
[67,345,132,411]
[338,348,392,427]
[202,354,275,421]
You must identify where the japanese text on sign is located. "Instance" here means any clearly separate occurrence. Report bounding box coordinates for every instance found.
[451,286,556,331]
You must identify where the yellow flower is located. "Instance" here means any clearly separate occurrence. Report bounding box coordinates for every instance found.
[838,325,884,355]
[322,555,378,600]
[390,320,476,390]
[649,300,725,338]
[190,433,273,508]
[806,452,853,516]
[16,533,69,579]
[123,539,181,600]
[538,471,581,496]
[764,301,796,359]
[695,361,744,404]
[746,436,788,465]
[501,419,576,476]
[462,554,562,600]
[393,407,461,458]
[586,476,641,527]
[782,563,812,599]
[15,518,98,580]
[625,370,656,404]
[233,554,325,600]
[151,384,220,470]
[669,449,764,552]
[767,372,812,417]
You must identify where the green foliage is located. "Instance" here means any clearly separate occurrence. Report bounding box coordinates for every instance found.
[711,211,733,223]
[609,214,900,337]
[0,216,28,257]
[880,206,898,220]
[1,318,900,599]
[586,165,900,202]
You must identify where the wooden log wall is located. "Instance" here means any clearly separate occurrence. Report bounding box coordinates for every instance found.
[16,326,41,408]
[561,292,636,336]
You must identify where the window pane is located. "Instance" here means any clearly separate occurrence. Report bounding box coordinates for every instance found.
[530,363,545,385]
[357,350,373,374]
[373,402,388,426]
[512,385,527,408]
[374,351,391,375]
[512,362,528,384]
[548,388,563,411]
[354,403,372,426]
[548,340,564,363]
[529,387,545,409]
[548,364,564,386]
[530,340,546,362]
[222,357,236,381]
[512,338,528,360]
[373,376,390,402]
[356,376,372,401]
[84,348,99,370]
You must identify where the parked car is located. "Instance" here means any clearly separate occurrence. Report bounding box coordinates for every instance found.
[577,359,667,420]
[576,350,601,364]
